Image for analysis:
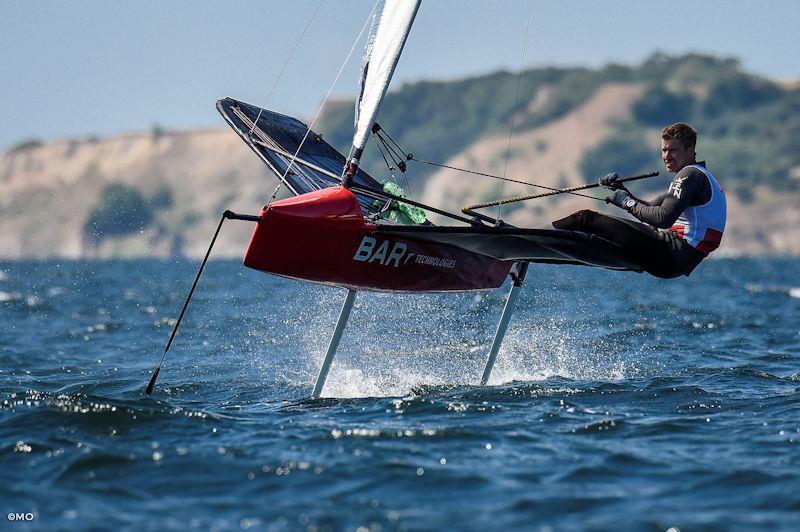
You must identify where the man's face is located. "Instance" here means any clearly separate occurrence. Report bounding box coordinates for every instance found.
[661,138,695,173]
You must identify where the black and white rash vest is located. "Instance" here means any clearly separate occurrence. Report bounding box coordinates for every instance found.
[667,164,726,257]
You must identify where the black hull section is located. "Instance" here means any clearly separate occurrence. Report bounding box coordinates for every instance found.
[377,225,644,272]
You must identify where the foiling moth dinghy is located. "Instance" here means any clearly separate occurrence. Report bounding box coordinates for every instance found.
[146,1,655,398]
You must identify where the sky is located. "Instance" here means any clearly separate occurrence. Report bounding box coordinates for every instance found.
[1,0,798,150]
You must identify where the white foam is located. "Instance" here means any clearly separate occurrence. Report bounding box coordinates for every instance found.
[311,320,632,398]
[47,287,66,297]
[25,295,45,308]
[0,291,21,302]
[249,285,640,399]
[486,322,628,386]
[748,283,800,297]
[320,366,445,399]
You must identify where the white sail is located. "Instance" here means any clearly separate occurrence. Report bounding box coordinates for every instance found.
[352,0,421,153]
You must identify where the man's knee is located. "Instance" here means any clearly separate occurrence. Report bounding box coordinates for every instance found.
[552,209,599,230]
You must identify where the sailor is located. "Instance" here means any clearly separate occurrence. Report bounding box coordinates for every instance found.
[552,123,726,278]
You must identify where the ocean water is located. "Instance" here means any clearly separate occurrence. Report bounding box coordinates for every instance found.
[1,258,799,530]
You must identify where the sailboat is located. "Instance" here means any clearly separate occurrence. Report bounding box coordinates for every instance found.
[148,1,655,398]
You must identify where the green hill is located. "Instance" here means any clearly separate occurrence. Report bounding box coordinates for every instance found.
[319,53,800,203]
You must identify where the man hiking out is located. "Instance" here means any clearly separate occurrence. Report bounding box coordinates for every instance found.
[552,123,727,278]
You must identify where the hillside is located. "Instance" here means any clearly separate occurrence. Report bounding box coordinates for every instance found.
[1,54,799,258]
[0,129,270,258]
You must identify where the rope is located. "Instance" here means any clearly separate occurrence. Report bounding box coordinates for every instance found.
[266,0,380,206]
[250,0,326,136]
[497,0,534,223]
[464,187,601,213]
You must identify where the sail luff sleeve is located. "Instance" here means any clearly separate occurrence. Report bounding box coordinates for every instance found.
[352,0,421,152]
[354,0,385,130]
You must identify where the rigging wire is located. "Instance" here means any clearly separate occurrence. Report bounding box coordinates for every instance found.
[374,135,394,174]
[373,128,415,201]
[497,0,535,223]
[370,140,399,214]
[409,158,605,201]
[374,126,605,201]
[264,0,380,207]
[398,161,415,202]
[376,129,403,160]
[249,0,326,136]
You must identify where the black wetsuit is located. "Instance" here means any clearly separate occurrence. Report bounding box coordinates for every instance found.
[553,163,713,278]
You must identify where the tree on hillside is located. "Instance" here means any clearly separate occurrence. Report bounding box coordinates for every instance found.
[701,74,781,118]
[579,129,659,185]
[633,86,694,126]
[83,184,154,245]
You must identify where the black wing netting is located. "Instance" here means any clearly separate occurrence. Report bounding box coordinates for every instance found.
[217,97,383,215]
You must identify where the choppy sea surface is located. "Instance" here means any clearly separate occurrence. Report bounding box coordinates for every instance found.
[1,259,799,530]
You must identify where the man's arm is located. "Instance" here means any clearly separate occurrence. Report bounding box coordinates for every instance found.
[611,167,708,229]
[629,191,668,207]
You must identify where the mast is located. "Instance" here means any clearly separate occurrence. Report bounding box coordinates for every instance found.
[343,0,421,185]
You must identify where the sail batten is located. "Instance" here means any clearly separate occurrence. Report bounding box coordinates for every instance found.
[352,0,421,154]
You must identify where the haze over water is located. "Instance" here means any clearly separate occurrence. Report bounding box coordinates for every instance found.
[2,259,799,529]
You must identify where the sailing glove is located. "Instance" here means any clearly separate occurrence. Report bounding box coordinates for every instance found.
[606,190,637,211]
[599,172,625,190]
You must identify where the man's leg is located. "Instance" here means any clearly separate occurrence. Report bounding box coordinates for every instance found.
[553,210,678,277]
[553,209,660,244]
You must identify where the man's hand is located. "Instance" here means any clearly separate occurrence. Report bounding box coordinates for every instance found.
[606,189,637,211]
[598,172,625,190]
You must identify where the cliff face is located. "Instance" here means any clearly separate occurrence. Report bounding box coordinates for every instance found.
[2,56,799,258]
[0,129,271,259]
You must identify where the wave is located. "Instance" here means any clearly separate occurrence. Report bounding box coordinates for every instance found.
[1,389,220,430]
[746,283,800,298]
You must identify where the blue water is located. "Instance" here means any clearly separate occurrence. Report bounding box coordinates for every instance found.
[1,259,799,530]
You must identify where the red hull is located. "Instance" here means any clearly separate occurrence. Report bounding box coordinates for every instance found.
[243,187,512,292]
